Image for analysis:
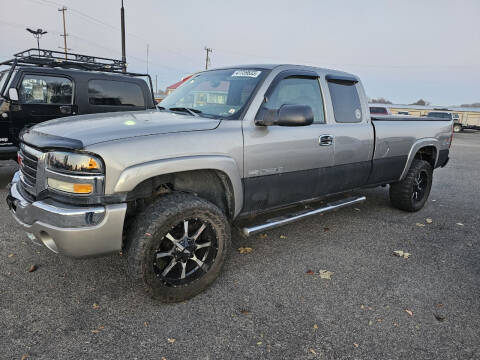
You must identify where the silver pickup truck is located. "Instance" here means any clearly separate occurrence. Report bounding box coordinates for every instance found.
[7,64,452,302]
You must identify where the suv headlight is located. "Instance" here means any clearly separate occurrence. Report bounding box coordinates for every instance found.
[45,151,104,195]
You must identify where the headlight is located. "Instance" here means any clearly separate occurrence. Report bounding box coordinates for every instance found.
[46,151,104,175]
[45,151,104,195]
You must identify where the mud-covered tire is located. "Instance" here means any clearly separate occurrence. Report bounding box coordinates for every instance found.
[126,193,230,302]
[389,159,433,212]
[453,123,463,133]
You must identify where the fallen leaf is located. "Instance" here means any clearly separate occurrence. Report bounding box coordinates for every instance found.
[416,223,425,227]
[240,309,250,315]
[353,343,359,348]
[98,326,105,330]
[405,309,413,317]
[92,303,100,310]
[256,341,262,345]
[393,250,411,259]
[8,253,14,258]
[91,329,100,334]
[238,247,253,254]
[279,235,287,239]
[21,355,28,360]
[306,269,315,275]
[310,349,317,354]
[28,265,37,272]
[167,338,176,344]
[144,322,149,327]
[319,269,333,280]
[259,233,268,239]
[313,324,318,329]
[368,320,373,326]
[393,322,399,327]
[323,227,330,232]
[456,222,464,226]
[426,218,433,224]
[354,208,361,211]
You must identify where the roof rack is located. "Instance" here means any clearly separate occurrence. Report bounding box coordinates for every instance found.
[0,49,155,104]
[11,48,126,72]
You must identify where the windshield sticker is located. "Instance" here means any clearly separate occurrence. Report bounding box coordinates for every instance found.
[231,70,261,78]
[355,109,362,120]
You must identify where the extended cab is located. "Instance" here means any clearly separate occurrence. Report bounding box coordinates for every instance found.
[0,49,155,159]
[7,64,452,302]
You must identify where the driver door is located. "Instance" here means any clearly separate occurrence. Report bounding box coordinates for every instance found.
[242,71,335,213]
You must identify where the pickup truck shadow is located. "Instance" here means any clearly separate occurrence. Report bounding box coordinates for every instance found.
[0,161,18,189]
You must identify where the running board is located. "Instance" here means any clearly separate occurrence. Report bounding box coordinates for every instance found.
[241,196,366,237]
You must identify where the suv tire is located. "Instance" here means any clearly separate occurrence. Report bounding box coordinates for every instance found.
[126,193,230,302]
[389,159,433,212]
[453,123,463,133]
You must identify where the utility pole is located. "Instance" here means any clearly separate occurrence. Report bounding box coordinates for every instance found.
[204,47,212,70]
[58,6,68,59]
[146,44,149,74]
[121,0,126,72]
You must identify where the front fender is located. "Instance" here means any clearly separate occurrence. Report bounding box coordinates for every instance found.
[113,155,243,217]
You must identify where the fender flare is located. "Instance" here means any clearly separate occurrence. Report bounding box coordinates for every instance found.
[399,138,439,180]
[113,155,243,217]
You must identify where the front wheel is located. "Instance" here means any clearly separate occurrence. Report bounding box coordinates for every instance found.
[126,193,230,302]
[389,159,433,212]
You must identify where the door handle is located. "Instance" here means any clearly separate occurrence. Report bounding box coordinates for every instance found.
[319,135,334,146]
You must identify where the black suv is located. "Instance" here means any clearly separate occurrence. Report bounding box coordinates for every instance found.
[0,49,155,159]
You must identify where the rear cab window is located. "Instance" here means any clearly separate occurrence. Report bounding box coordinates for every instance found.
[327,78,362,123]
[88,79,145,108]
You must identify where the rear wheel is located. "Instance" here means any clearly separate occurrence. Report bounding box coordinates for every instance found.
[389,159,433,212]
[453,123,463,133]
[126,193,230,302]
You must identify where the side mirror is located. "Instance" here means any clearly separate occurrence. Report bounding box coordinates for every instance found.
[256,104,314,127]
[8,88,19,102]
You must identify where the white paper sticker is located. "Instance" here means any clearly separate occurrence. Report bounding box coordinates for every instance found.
[231,70,261,78]
[355,109,362,120]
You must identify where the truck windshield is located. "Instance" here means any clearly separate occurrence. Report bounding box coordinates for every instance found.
[160,69,267,119]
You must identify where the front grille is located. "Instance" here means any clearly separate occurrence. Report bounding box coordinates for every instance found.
[19,144,42,196]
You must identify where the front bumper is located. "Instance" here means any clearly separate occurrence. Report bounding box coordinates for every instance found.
[7,172,127,257]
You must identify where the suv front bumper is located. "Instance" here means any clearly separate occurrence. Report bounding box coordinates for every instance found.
[7,172,126,258]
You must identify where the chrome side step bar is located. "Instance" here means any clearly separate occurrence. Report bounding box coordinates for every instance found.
[241,196,366,237]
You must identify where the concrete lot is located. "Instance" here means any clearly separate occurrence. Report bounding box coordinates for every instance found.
[1,132,479,360]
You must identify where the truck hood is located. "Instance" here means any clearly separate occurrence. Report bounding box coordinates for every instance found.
[21,110,221,149]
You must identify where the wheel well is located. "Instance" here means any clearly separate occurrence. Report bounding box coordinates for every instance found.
[125,170,235,219]
[414,146,437,168]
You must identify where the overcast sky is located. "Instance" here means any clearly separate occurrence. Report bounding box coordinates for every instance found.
[1,0,479,105]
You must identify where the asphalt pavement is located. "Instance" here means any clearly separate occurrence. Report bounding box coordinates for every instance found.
[1,132,479,360]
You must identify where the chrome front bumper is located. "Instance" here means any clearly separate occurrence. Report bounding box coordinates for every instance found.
[7,172,127,258]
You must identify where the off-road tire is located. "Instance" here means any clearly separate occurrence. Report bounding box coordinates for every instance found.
[389,159,433,212]
[126,193,230,302]
[453,123,463,133]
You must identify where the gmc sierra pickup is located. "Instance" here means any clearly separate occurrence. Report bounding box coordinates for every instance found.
[7,64,452,302]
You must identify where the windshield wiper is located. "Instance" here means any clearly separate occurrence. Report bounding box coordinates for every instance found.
[168,107,202,117]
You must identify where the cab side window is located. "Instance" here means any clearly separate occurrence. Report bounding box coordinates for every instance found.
[88,79,145,107]
[262,77,325,123]
[327,80,362,123]
[19,75,73,104]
